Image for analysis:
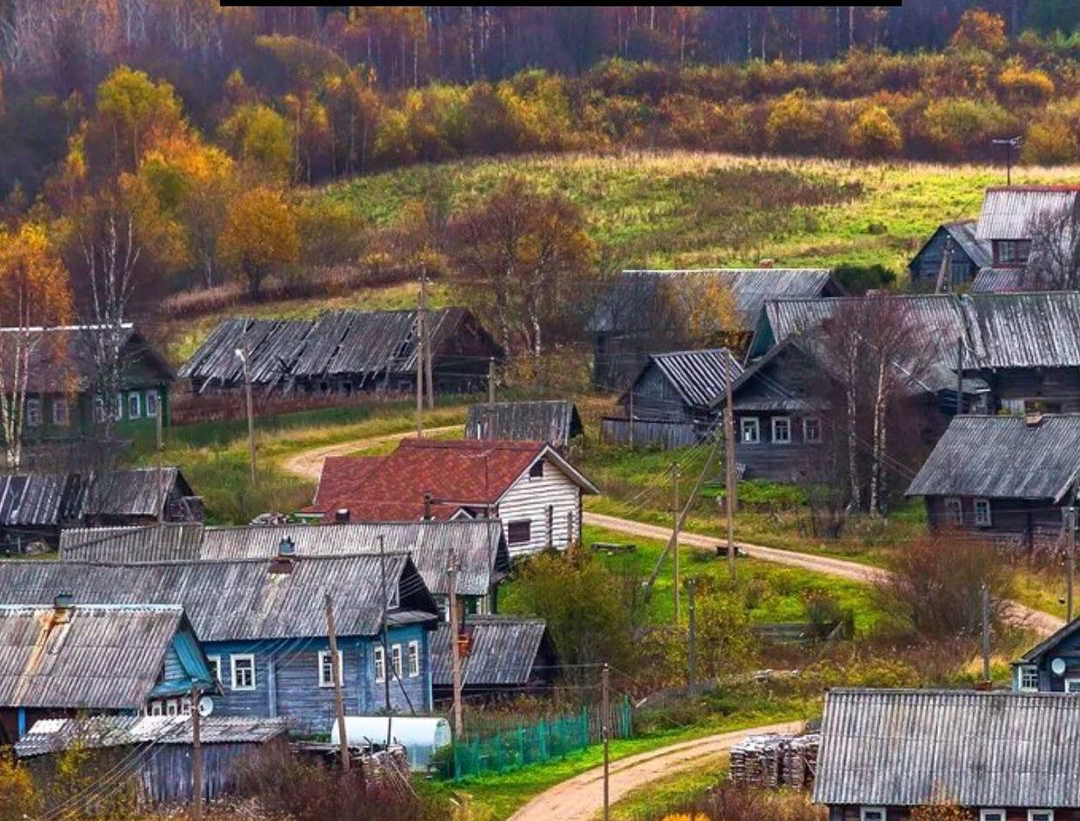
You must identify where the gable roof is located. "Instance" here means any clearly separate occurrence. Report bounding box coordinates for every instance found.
[0,554,438,641]
[431,615,555,687]
[466,401,584,447]
[177,308,499,390]
[717,336,820,412]
[0,468,192,527]
[976,185,1080,241]
[906,414,1080,502]
[0,603,190,710]
[622,348,744,410]
[59,520,510,598]
[309,438,598,520]
[910,220,992,273]
[1017,615,1080,664]
[962,291,1080,369]
[311,456,387,513]
[814,688,1080,808]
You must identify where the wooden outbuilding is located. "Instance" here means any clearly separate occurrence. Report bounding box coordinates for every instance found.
[467,400,584,449]
[908,219,992,290]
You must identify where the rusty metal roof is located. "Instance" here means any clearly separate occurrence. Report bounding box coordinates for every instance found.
[976,186,1080,240]
[0,554,438,641]
[431,615,555,687]
[466,401,584,447]
[59,520,508,598]
[0,604,184,710]
[814,688,1080,808]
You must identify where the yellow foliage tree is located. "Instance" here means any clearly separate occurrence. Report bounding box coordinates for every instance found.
[910,805,975,821]
[0,749,40,821]
[765,89,825,155]
[219,187,300,297]
[950,9,1007,53]
[848,105,903,158]
[657,275,740,349]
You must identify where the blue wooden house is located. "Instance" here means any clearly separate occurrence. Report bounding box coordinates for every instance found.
[0,552,440,735]
[1013,616,1080,694]
[0,600,215,743]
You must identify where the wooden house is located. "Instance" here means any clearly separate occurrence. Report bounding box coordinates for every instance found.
[976,185,1080,272]
[15,715,289,808]
[59,519,511,617]
[431,615,558,704]
[0,553,441,734]
[589,268,842,389]
[178,308,501,399]
[0,467,202,550]
[1012,617,1080,694]
[307,439,599,558]
[814,688,1080,821]
[0,324,175,450]
[905,414,1080,551]
[466,400,584,449]
[0,601,215,744]
[908,219,992,289]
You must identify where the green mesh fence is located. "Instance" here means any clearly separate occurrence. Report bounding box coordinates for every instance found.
[439,698,634,781]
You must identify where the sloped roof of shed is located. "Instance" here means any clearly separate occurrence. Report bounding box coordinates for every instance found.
[431,615,554,687]
[623,348,743,410]
[466,401,583,447]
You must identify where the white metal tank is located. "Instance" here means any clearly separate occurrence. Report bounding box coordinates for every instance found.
[330,716,452,771]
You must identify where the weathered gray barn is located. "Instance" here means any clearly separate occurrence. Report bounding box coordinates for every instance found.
[590,268,842,388]
[15,715,288,808]
[431,615,558,703]
[466,400,584,448]
[814,688,1080,821]
[178,308,501,397]
[906,413,1080,551]
[59,519,511,615]
[907,219,992,289]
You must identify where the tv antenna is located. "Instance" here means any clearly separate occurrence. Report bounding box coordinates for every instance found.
[991,136,1022,185]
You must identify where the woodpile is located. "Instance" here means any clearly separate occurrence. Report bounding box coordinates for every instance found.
[729,733,819,790]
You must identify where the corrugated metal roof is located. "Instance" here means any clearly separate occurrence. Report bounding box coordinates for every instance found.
[628,348,744,410]
[814,688,1080,808]
[976,186,1080,240]
[431,616,553,687]
[466,401,584,447]
[60,520,509,598]
[0,604,183,710]
[942,219,993,269]
[963,292,1080,368]
[591,269,840,333]
[905,414,1080,502]
[0,554,437,641]
[971,266,1026,292]
[15,715,289,757]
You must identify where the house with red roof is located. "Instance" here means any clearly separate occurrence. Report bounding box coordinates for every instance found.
[307,438,599,557]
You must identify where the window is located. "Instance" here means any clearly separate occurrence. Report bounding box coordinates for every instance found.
[115,394,124,420]
[52,399,69,427]
[93,397,106,423]
[945,497,963,526]
[25,398,41,427]
[974,498,992,527]
[230,654,256,691]
[146,390,159,418]
[771,416,791,444]
[1066,678,1080,694]
[127,392,141,419]
[803,416,822,443]
[529,460,544,479]
[980,811,1005,821]
[318,650,343,688]
[507,520,532,546]
[739,417,760,444]
[207,655,221,684]
[150,701,163,716]
[1019,664,1039,692]
[408,641,420,678]
[374,646,386,683]
[391,644,403,679]
[997,239,1031,266]
[860,809,885,821]
[165,700,179,717]
[180,697,192,716]
[1028,811,1054,821]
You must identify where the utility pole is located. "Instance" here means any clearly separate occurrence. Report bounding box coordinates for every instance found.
[415,289,425,438]
[191,684,203,821]
[601,663,610,821]
[324,592,350,771]
[1068,503,1077,622]
[672,462,681,623]
[991,136,1022,185]
[628,390,634,448]
[447,551,464,740]
[687,578,697,690]
[956,337,964,416]
[724,374,737,583]
[236,347,257,485]
[934,237,954,294]
[156,399,164,524]
[378,535,393,747]
[487,357,496,403]
[981,583,991,684]
[422,266,434,410]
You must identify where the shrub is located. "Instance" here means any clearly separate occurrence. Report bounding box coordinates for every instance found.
[0,750,41,821]
[848,104,903,158]
[998,58,1056,104]
[910,806,976,821]
[696,587,757,677]
[950,9,1007,53]
[1022,118,1079,164]
[765,89,825,155]
[832,263,897,294]
[921,96,1011,158]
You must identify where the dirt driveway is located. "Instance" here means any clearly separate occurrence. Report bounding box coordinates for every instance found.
[282,425,461,481]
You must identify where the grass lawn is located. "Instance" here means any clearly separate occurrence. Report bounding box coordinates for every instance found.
[608,760,726,821]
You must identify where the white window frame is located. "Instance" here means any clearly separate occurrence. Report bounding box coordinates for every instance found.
[860,808,886,821]
[980,811,1005,821]
[803,416,822,443]
[739,417,760,444]
[507,519,532,546]
[973,498,992,527]
[1066,678,1080,693]
[374,646,386,683]
[127,392,141,419]
[150,701,163,716]
[180,697,192,715]
[771,416,791,444]
[945,497,963,526]
[93,396,106,423]
[318,650,343,688]
[230,653,256,691]
[408,640,420,678]
[1028,811,1054,821]
[391,644,403,679]
[145,390,159,418]
[25,397,41,427]
[115,394,124,420]
[1018,664,1039,692]
[207,655,221,684]
[52,398,69,427]
[165,700,179,716]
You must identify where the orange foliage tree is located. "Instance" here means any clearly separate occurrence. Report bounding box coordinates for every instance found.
[950,10,1007,53]
[219,187,300,298]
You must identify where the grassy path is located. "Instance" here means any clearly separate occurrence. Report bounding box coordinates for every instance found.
[281,424,461,481]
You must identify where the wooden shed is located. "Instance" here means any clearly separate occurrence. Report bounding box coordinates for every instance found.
[908,219,992,289]
[466,400,584,448]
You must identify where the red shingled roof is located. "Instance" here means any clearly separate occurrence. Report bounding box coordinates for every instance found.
[308,438,596,520]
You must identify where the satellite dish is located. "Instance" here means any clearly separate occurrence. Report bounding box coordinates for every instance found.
[197,696,214,717]
[1052,658,1067,677]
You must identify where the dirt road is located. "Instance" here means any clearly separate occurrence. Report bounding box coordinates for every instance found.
[584,511,1065,637]
[507,721,805,821]
[282,425,461,482]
